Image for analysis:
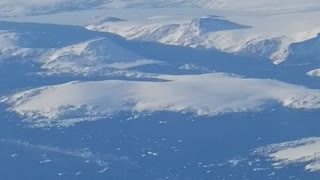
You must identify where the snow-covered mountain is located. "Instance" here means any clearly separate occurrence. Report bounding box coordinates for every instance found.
[1,1,320,124]
[0,22,160,78]
[87,10,320,64]
[41,38,160,76]
[2,0,320,64]
[2,1,320,179]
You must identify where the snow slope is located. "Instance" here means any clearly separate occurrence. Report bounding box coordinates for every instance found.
[2,0,320,64]
[87,0,320,64]
[87,10,320,64]
[3,73,320,127]
[0,22,160,77]
[41,38,160,76]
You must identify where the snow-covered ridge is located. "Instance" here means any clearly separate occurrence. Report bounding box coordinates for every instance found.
[0,22,161,77]
[87,6,320,64]
[88,16,251,47]
[2,0,320,64]
[0,31,45,60]
[256,137,320,172]
[41,38,161,76]
[4,73,320,127]
[87,16,253,49]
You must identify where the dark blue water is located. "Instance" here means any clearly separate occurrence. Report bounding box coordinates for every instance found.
[1,106,320,180]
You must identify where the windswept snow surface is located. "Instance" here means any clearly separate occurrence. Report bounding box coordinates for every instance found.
[3,73,320,127]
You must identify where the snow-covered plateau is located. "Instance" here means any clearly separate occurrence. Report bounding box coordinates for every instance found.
[2,73,320,127]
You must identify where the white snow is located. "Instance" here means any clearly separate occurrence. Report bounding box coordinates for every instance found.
[75,0,320,64]
[0,30,160,77]
[2,1,320,177]
[307,69,320,77]
[0,31,42,60]
[0,0,107,17]
[2,0,320,16]
[0,32,17,48]
[1,1,320,128]
[1,1,320,63]
[4,73,320,127]
[257,137,320,172]
[40,38,161,76]
[87,10,320,63]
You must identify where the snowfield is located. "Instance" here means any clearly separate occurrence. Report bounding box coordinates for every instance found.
[2,0,320,64]
[3,73,320,127]
[87,10,320,64]
[257,137,320,172]
[1,0,320,16]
